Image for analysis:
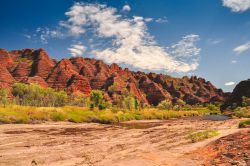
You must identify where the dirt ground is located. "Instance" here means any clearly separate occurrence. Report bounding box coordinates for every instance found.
[0,117,248,166]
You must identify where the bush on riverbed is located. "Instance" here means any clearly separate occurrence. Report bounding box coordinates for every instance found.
[239,120,250,128]
[188,130,219,143]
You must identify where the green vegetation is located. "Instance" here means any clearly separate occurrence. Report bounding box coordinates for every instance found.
[242,96,250,107]
[239,119,250,128]
[228,96,250,117]
[12,83,68,107]
[188,130,219,143]
[0,83,224,124]
[15,57,33,65]
[68,93,90,107]
[122,95,140,111]
[0,105,204,124]
[90,90,104,108]
[157,99,173,110]
[234,107,250,118]
[0,89,9,107]
[225,96,250,118]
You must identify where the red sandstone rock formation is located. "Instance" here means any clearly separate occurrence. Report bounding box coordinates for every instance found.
[0,48,227,105]
[67,74,92,94]
[30,48,56,79]
[25,76,48,88]
[0,66,15,88]
[221,79,250,109]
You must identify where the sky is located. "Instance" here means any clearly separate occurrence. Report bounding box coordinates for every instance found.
[1,0,250,92]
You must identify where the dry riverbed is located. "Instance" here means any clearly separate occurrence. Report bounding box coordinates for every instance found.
[0,117,248,166]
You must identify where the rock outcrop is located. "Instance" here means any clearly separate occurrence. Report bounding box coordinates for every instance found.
[0,48,227,105]
[196,130,250,166]
[30,48,56,79]
[221,79,250,109]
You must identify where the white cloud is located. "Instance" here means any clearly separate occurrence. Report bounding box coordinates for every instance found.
[207,39,223,45]
[144,18,153,22]
[122,4,131,12]
[34,3,201,73]
[155,17,168,23]
[68,44,86,57]
[35,27,64,44]
[225,81,235,86]
[231,60,237,63]
[23,34,31,39]
[233,41,250,54]
[169,35,201,58]
[223,0,250,12]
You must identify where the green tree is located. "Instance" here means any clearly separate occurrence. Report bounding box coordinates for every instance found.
[134,99,140,110]
[0,88,9,107]
[122,95,136,110]
[12,83,68,107]
[90,90,104,108]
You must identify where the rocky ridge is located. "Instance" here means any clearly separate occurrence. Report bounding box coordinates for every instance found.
[0,48,227,105]
[222,79,250,109]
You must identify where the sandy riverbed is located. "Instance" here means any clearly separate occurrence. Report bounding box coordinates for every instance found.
[0,118,248,166]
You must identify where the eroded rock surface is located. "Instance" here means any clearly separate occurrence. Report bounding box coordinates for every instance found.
[0,48,228,105]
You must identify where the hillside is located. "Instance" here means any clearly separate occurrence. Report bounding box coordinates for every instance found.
[222,79,250,109]
[0,48,227,106]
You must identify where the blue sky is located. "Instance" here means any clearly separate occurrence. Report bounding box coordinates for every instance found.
[1,0,250,92]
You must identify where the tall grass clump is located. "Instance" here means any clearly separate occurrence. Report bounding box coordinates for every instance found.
[188,130,219,143]
[239,119,250,128]
[0,105,204,124]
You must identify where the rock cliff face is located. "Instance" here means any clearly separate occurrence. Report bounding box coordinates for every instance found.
[0,48,227,105]
[221,79,250,109]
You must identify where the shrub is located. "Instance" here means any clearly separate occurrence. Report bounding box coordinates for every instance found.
[90,90,104,108]
[12,83,68,107]
[50,111,66,121]
[157,100,173,110]
[175,99,186,106]
[0,88,9,106]
[242,96,250,107]
[68,93,90,107]
[98,103,107,110]
[234,107,250,118]
[122,95,136,110]
[239,120,250,128]
[188,130,219,143]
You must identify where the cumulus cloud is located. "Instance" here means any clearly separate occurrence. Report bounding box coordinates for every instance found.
[122,4,131,12]
[223,0,250,12]
[233,41,250,54]
[225,81,235,86]
[34,3,201,73]
[68,44,86,57]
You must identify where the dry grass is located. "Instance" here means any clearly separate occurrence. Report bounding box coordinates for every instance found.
[0,105,204,124]
[188,130,220,143]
